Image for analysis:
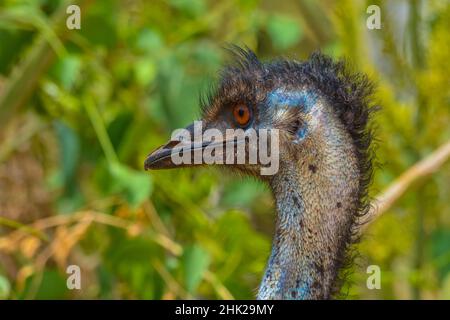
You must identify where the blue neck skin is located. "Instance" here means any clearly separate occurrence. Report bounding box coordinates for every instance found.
[258,89,331,300]
[267,89,318,143]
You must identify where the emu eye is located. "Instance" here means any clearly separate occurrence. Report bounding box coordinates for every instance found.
[233,104,251,127]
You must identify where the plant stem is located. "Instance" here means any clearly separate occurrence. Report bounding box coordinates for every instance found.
[83,96,118,166]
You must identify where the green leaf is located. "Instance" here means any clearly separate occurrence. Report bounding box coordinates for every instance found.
[169,0,206,17]
[136,28,163,53]
[267,14,302,50]
[430,229,450,280]
[49,55,82,90]
[110,162,153,208]
[183,245,210,293]
[52,121,84,213]
[54,121,80,186]
[0,30,33,74]
[133,58,157,86]
[107,112,134,150]
[0,275,11,299]
[33,269,68,300]
[81,2,118,48]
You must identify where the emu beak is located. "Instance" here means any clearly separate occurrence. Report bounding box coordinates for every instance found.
[144,123,197,170]
[144,122,242,170]
[144,139,186,170]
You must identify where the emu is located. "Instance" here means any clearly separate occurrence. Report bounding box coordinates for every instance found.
[144,47,376,299]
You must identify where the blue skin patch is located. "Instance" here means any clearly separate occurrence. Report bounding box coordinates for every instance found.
[267,89,318,113]
[268,89,317,142]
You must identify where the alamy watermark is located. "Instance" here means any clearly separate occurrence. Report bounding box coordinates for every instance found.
[366,265,381,289]
[169,121,280,175]
[66,265,81,290]
[66,5,81,30]
[366,5,381,30]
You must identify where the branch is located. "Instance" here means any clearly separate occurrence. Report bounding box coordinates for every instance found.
[360,140,450,230]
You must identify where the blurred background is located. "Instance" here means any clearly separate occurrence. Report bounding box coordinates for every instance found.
[0,0,449,299]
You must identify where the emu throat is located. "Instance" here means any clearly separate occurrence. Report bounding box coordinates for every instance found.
[258,107,360,300]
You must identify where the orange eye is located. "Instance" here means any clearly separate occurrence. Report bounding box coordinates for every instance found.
[233,104,251,127]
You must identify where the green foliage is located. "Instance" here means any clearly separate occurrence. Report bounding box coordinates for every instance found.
[267,14,303,50]
[183,245,210,293]
[109,162,153,208]
[0,0,448,300]
[0,275,11,299]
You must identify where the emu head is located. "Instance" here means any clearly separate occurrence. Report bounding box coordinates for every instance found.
[144,47,373,180]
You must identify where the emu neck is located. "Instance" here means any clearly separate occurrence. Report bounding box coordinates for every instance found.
[258,112,360,299]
